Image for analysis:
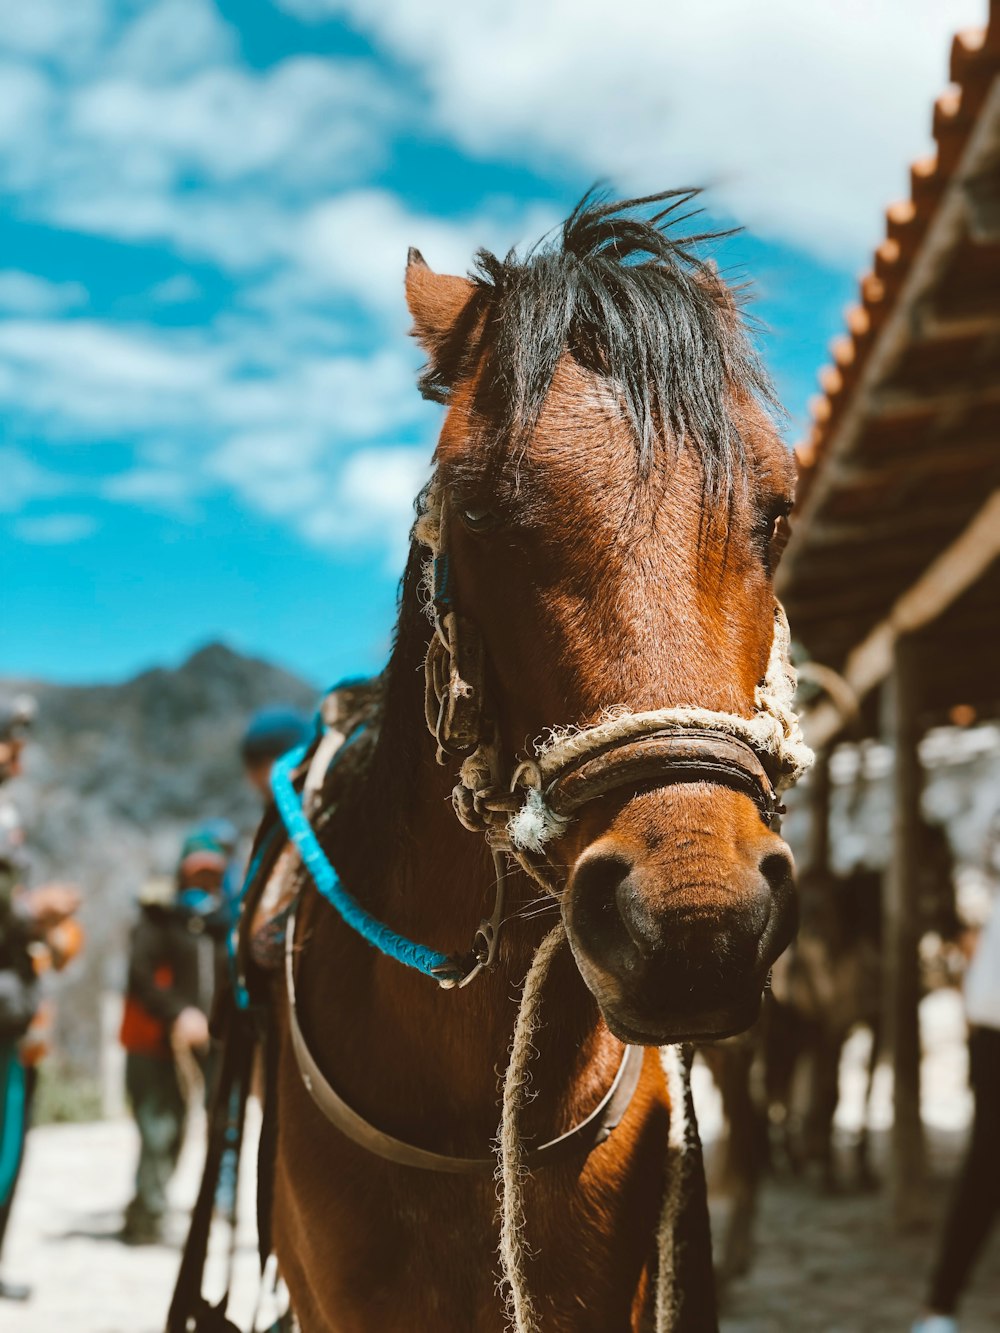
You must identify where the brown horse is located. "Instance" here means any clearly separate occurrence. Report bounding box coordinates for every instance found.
[258,192,807,1332]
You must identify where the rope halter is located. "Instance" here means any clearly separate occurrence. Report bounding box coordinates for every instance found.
[417,481,813,896]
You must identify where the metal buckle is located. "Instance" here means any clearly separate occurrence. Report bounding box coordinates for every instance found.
[432,849,508,990]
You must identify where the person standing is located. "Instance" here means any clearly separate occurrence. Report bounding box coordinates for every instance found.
[0,695,81,1301]
[240,707,312,802]
[912,811,1000,1332]
[119,829,229,1245]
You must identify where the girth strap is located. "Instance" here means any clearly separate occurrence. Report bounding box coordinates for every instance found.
[285,906,644,1174]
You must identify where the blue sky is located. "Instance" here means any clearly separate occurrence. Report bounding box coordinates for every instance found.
[1,0,986,688]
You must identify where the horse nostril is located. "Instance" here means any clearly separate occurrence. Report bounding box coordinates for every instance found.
[760,850,794,897]
[569,851,647,970]
[613,873,663,958]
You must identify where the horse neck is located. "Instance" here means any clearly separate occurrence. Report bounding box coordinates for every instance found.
[304,554,617,1152]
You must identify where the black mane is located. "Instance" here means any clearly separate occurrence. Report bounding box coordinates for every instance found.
[418,188,777,499]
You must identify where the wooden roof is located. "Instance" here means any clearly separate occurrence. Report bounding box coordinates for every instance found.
[777,4,1000,740]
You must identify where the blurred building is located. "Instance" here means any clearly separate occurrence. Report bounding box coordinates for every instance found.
[779,3,1000,1224]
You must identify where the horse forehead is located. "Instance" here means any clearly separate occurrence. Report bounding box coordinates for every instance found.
[435,358,623,474]
[436,356,785,531]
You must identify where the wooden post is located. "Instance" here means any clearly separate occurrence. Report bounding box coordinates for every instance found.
[882,633,926,1226]
[806,747,831,876]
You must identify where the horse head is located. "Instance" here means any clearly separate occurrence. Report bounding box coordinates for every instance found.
[406,192,806,1045]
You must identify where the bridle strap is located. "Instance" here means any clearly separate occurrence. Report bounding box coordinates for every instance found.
[422,488,809,868]
[543,728,782,827]
[284,904,644,1174]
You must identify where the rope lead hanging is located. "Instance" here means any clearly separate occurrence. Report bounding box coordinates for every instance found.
[496,924,691,1333]
[496,922,566,1333]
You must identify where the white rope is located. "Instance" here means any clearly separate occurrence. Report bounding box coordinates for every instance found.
[533,608,806,784]
[506,603,812,854]
[497,921,566,1333]
[496,927,694,1332]
[655,1045,690,1331]
[413,477,443,622]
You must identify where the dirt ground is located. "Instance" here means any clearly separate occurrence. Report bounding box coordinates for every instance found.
[709,989,1000,1332]
[716,1134,1000,1333]
[2,1104,274,1333]
[2,991,997,1331]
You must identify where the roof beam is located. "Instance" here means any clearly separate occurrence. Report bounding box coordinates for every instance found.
[914,305,1000,341]
[966,157,1000,241]
[796,498,978,549]
[833,434,1000,486]
[867,380,1000,422]
[800,488,1000,748]
[778,73,1000,595]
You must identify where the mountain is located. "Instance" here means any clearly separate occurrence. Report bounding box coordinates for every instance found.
[2,642,318,1077]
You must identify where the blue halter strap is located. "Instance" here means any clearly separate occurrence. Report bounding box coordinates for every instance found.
[269,740,461,983]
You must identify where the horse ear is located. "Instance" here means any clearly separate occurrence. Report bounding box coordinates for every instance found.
[405,248,475,352]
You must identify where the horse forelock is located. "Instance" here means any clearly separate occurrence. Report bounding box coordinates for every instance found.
[418,187,779,507]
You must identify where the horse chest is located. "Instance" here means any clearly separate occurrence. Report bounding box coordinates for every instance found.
[273,1039,670,1333]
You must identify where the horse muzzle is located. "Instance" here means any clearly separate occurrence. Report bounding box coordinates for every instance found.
[562,795,797,1045]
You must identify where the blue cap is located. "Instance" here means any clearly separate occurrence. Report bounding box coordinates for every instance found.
[241,706,312,765]
[191,817,238,855]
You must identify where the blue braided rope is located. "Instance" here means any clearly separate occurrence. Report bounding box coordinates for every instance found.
[270,743,455,980]
[228,715,370,1009]
[433,553,451,609]
[226,719,365,1007]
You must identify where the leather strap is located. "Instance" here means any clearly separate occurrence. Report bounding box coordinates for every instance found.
[545,728,782,827]
[285,905,644,1174]
[167,993,255,1333]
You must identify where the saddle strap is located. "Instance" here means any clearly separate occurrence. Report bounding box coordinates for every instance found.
[285,904,645,1174]
[166,995,255,1333]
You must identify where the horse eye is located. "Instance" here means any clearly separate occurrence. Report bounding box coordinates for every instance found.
[766,508,793,569]
[459,505,499,533]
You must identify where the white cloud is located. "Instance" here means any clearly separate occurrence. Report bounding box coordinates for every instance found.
[104,0,236,82]
[296,189,558,314]
[0,302,440,555]
[208,429,326,518]
[0,271,87,315]
[0,0,229,78]
[149,274,202,305]
[0,320,234,436]
[282,0,988,264]
[0,0,109,69]
[71,57,397,187]
[14,513,98,544]
[50,192,292,272]
[303,443,429,546]
[101,467,204,513]
[0,320,226,391]
[0,0,553,320]
[322,443,431,571]
[299,191,473,311]
[0,62,53,153]
[0,447,66,511]
[0,1,478,565]
[207,431,432,561]
[0,307,428,445]
[0,0,408,276]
